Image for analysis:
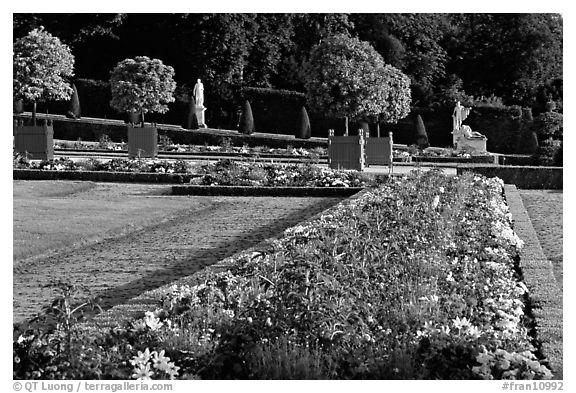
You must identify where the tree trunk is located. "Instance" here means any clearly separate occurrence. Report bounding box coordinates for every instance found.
[32,101,37,126]
[140,110,145,128]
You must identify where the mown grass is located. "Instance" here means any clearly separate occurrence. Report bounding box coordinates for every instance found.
[13,181,212,262]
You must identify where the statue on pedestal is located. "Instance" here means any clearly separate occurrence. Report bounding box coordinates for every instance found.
[453,101,471,131]
[451,101,487,152]
[191,78,207,128]
[193,79,204,108]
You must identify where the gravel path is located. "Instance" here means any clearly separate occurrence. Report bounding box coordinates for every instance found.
[13,187,343,324]
[518,190,563,291]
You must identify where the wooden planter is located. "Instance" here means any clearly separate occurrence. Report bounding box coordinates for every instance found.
[365,131,393,171]
[14,123,54,160]
[328,129,365,171]
[128,126,158,158]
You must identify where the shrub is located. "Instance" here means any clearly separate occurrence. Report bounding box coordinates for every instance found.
[238,100,255,135]
[14,99,24,114]
[66,84,81,119]
[414,114,430,149]
[239,87,306,135]
[554,142,562,166]
[516,108,537,154]
[109,56,176,127]
[533,138,562,166]
[467,106,523,153]
[297,106,311,139]
[532,112,563,142]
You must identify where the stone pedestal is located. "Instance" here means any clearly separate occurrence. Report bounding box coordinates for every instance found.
[194,105,207,128]
[452,126,487,153]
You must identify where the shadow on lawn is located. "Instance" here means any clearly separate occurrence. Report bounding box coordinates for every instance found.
[14,196,343,332]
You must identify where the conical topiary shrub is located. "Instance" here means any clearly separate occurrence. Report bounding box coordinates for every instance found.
[239,100,254,135]
[414,114,429,149]
[296,106,311,139]
[184,96,199,129]
[66,83,81,119]
[527,131,539,155]
[13,98,24,114]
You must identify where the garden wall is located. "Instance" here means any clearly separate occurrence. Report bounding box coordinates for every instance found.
[457,165,562,189]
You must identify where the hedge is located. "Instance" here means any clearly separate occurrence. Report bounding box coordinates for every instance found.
[13,169,195,183]
[457,164,562,189]
[171,185,364,197]
[239,87,306,135]
[13,114,328,149]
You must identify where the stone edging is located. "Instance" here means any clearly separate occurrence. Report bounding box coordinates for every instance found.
[504,185,563,379]
[86,189,369,329]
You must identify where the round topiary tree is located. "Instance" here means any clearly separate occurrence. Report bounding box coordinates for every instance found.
[239,100,254,135]
[13,26,75,125]
[303,34,411,126]
[109,56,176,127]
[296,106,311,139]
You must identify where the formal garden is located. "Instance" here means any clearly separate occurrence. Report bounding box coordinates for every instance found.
[13,14,563,382]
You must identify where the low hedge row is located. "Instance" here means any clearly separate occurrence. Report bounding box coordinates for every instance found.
[413,155,498,164]
[171,185,364,197]
[13,169,195,184]
[13,114,328,149]
[457,165,563,189]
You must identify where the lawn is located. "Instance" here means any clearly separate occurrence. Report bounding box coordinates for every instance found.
[13,180,344,323]
[13,181,212,262]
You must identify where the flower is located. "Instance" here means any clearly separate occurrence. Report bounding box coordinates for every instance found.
[431,195,440,209]
[131,348,153,366]
[144,311,164,331]
[132,363,154,380]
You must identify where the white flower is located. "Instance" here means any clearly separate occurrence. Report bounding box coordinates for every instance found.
[131,363,154,380]
[144,311,163,331]
[431,195,440,209]
[439,186,445,193]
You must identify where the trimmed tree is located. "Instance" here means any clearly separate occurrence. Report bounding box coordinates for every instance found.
[109,56,176,127]
[66,83,81,119]
[296,106,311,139]
[239,100,255,135]
[414,114,430,149]
[13,27,75,125]
[303,34,411,126]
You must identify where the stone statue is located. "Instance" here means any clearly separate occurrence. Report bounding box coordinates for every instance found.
[193,79,204,108]
[461,125,486,139]
[452,101,471,131]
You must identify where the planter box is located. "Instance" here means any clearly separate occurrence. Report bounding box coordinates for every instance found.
[128,126,158,158]
[14,124,54,160]
[365,132,393,171]
[328,130,365,171]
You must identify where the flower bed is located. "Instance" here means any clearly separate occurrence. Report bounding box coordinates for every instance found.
[13,155,373,188]
[54,138,328,158]
[13,170,551,380]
